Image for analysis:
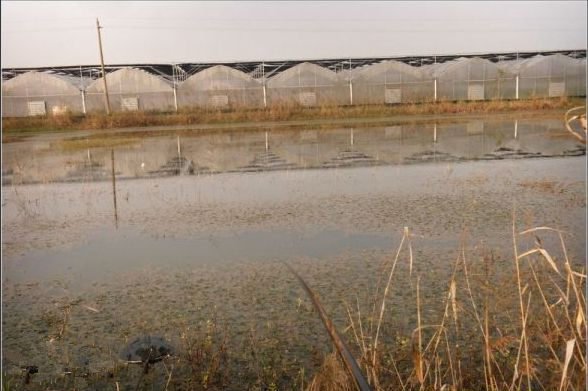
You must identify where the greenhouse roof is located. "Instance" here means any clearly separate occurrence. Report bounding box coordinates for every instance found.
[266,62,340,86]
[2,49,585,82]
[3,71,90,91]
[423,57,501,78]
[496,53,583,74]
[353,60,426,80]
[86,67,174,92]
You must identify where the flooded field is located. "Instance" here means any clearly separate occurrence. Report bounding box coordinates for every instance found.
[2,112,586,389]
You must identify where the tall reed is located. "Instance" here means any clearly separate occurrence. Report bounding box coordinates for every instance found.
[343,218,586,390]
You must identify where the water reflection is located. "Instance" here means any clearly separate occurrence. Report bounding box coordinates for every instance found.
[148,156,195,176]
[1,117,584,185]
[237,150,297,172]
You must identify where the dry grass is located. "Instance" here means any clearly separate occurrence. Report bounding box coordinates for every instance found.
[518,180,568,197]
[341,220,586,391]
[307,353,354,391]
[2,97,583,136]
[518,180,586,208]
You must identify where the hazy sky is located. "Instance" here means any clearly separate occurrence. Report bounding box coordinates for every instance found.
[1,1,586,68]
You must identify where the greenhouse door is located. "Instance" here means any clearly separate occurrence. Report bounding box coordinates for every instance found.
[210,95,229,108]
[385,88,401,104]
[121,97,139,111]
[299,92,317,107]
[468,84,484,100]
[548,82,565,97]
[27,101,46,116]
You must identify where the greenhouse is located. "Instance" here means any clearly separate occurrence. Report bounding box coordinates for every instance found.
[2,51,584,116]
[2,71,88,117]
[177,65,263,109]
[266,62,349,107]
[351,60,435,105]
[85,68,175,113]
[498,54,587,98]
[425,57,517,101]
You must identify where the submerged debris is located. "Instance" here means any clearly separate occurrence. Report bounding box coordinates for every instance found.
[562,145,587,156]
[480,147,543,160]
[149,156,195,176]
[22,365,38,384]
[64,160,111,182]
[322,149,381,168]
[237,150,297,172]
[119,335,174,366]
[404,150,461,164]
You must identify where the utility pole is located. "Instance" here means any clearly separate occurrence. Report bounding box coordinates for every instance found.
[96,18,111,115]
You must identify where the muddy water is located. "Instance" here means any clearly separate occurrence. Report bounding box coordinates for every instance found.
[1,114,586,388]
[1,115,584,185]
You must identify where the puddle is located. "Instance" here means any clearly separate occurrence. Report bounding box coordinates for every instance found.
[3,227,398,287]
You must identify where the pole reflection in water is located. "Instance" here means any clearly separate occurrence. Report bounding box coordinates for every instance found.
[111,149,118,229]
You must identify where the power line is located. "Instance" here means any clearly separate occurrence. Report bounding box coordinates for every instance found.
[2,27,93,33]
[103,25,582,33]
[9,16,574,23]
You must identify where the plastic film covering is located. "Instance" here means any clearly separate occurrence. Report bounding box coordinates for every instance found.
[177,65,263,109]
[498,54,586,98]
[85,68,175,113]
[266,62,349,107]
[351,60,435,104]
[425,57,517,101]
[2,71,87,117]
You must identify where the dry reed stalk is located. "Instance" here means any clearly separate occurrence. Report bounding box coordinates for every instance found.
[372,228,408,370]
[354,296,368,370]
[523,248,561,275]
[386,357,407,391]
[461,247,485,336]
[449,278,457,331]
[509,292,532,391]
[353,296,372,385]
[164,363,174,391]
[511,207,533,391]
[409,324,443,389]
[526,258,564,340]
[518,227,566,236]
[431,256,460,349]
[443,329,458,388]
[558,232,587,371]
[406,227,414,277]
[422,254,463,390]
[461,247,501,390]
[515,225,585,387]
[483,256,496,391]
[82,305,100,313]
[558,339,576,391]
[344,300,371,385]
[415,276,424,388]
